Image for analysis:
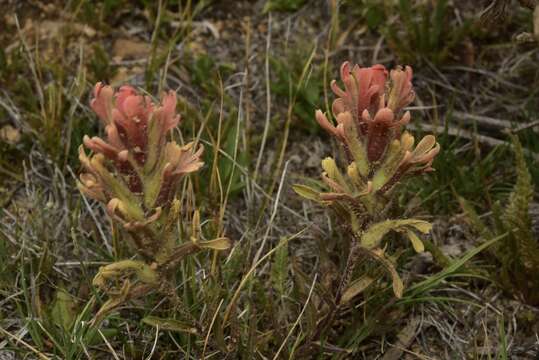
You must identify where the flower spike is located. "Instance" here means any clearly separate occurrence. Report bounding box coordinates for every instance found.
[295,61,439,301]
[78,83,230,322]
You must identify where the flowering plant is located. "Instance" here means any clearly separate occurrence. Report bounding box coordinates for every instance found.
[79,83,230,320]
[294,62,439,300]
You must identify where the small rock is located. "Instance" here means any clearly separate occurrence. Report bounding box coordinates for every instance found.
[112,39,151,61]
[0,125,21,145]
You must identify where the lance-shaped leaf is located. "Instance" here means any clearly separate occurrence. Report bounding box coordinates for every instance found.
[271,237,289,298]
[341,275,375,304]
[360,219,432,250]
[197,237,232,250]
[362,248,404,298]
[160,237,231,272]
[94,280,132,323]
[191,209,201,244]
[49,288,78,331]
[292,184,322,202]
[92,259,159,289]
[142,316,199,335]
[161,242,201,271]
[405,229,425,253]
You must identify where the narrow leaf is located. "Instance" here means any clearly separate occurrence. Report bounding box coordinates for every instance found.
[49,288,77,331]
[405,230,424,253]
[404,233,506,298]
[292,184,321,202]
[341,276,375,304]
[142,316,199,335]
[363,248,404,298]
[198,237,231,250]
[361,219,432,249]
[271,237,289,297]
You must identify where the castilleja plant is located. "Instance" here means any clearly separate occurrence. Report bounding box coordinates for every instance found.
[79,83,230,320]
[294,62,439,299]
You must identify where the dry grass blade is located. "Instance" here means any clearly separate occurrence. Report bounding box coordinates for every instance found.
[273,273,318,360]
[252,160,291,266]
[253,13,273,182]
[98,329,121,360]
[0,327,51,360]
[222,229,305,326]
[202,299,224,359]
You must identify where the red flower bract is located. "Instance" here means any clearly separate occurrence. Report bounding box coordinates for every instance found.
[79,83,203,208]
[317,62,417,163]
[88,82,179,164]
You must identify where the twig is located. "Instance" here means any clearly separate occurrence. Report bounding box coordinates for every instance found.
[451,111,513,130]
[408,123,539,161]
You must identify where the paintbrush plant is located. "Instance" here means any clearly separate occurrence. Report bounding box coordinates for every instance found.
[294,62,440,301]
[78,83,231,321]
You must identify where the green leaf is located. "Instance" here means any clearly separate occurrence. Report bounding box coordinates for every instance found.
[142,316,199,335]
[405,229,424,253]
[94,280,132,323]
[198,237,232,250]
[49,288,77,331]
[341,276,375,304]
[143,112,162,175]
[271,237,289,297]
[292,184,321,202]
[404,233,506,298]
[364,249,404,298]
[360,219,432,249]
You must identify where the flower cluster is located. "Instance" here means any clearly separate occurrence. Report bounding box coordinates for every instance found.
[315,62,438,191]
[79,83,229,322]
[295,62,440,299]
[79,83,204,218]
